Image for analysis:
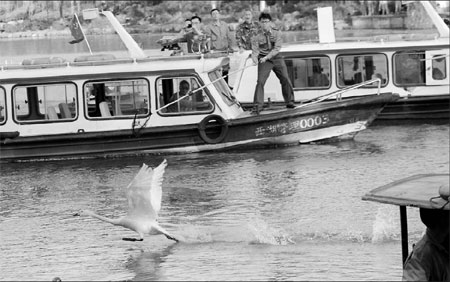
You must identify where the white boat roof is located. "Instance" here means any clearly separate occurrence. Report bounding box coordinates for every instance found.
[362,174,450,210]
[0,54,229,82]
[282,35,449,55]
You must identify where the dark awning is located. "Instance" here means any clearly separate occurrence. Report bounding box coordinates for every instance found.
[362,174,449,210]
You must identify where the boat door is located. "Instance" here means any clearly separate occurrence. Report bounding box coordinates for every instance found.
[425,49,450,85]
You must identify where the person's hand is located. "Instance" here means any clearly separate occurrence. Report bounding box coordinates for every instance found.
[239,47,244,54]
[259,56,268,63]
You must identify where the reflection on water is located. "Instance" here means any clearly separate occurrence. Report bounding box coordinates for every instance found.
[0,124,449,280]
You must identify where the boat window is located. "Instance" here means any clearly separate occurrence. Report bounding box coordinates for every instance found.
[393,52,426,86]
[0,87,5,124]
[12,83,77,122]
[208,69,236,106]
[156,76,213,115]
[431,55,446,80]
[84,79,150,118]
[336,54,388,87]
[285,57,331,89]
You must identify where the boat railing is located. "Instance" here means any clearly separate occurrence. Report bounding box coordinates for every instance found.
[299,78,382,107]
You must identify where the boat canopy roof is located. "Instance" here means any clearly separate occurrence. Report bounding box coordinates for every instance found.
[362,174,450,210]
[0,53,230,81]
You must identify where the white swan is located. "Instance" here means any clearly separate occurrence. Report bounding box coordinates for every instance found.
[74,159,179,242]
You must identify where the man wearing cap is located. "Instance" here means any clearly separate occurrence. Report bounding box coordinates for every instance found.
[251,12,295,114]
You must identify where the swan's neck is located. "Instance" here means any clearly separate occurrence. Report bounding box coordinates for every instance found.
[84,210,121,225]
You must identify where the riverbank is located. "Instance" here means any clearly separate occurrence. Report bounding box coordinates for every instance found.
[0,3,436,40]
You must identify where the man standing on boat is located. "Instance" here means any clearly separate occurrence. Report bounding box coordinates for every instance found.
[236,10,258,52]
[251,12,295,114]
[170,16,207,54]
[205,8,233,86]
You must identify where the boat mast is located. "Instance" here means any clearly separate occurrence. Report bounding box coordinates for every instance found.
[100,11,146,59]
[420,1,449,38]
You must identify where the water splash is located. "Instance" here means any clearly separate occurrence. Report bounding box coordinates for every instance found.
[371,205,399,243]
[171,218,295,245]
[247,218,295,245]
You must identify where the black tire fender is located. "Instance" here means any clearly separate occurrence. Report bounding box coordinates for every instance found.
[198,114,229,144]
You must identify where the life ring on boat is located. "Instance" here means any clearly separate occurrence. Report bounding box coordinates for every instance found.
[198,115,228,144]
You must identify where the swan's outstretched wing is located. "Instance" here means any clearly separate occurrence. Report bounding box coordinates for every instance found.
[149,159,167,214]
[126,159,167,219]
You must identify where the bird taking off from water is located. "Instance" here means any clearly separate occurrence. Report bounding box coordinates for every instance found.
[73,159,179,242]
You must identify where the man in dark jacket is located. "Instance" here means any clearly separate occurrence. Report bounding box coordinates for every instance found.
[402,208,449,281]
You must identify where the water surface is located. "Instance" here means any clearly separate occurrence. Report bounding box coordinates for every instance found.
[1,124,448,281]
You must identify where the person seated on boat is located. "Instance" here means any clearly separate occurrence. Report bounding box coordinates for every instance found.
[432,67,445,80]
[166,80,211,113]
[90,83,110,117]
[397,57,424,85]
[370,73,386,85]
[310,66,329,87]
[402,207,449,281]
[352,57,365,84]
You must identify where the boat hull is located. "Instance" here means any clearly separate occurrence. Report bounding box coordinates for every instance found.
[0,93,397,162]
[376,95,450,121]
[238,95,449,123]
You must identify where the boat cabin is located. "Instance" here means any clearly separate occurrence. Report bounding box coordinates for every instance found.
[0,53,242,139]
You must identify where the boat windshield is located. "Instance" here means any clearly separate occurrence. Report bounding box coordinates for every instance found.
[208,69,236,106]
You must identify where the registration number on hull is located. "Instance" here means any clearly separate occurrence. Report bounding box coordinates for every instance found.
[255,114,330,137]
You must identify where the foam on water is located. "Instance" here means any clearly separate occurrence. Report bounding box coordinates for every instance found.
[169,217,295,246]
[247,217,295,245]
